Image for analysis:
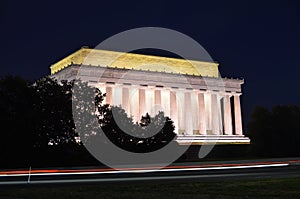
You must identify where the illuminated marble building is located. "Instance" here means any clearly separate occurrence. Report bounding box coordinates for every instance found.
[51,47,250,144]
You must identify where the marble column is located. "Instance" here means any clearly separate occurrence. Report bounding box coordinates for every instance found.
[198,92,206,135]
[211,93,220,135]
[177,91,185,134]
[145,88,154,116]
[161,89,170,117]
[170,90,178,134]
[154,89,162,114]
[130,87,139,122]
[122,87,130,114]
[139,88,146,118]
[191,92,198,132]
[98,84,106,104]
[204,92,212,131]
[223,94,233,135]
[106,86,112,105]
[184,91,193,135]
[234,94,243,135]
[113,85,122,106]
[155,90,161,106]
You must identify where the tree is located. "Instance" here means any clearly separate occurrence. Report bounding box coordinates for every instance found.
[0,75,177,167]
[72,80,107,145]
[31,77,77,147]
[140,113,151,127]
[0,76,106,167]
[0,76,34,167]
[98,105,176,153]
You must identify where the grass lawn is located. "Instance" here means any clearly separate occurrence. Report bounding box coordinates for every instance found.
[1,177,300,199]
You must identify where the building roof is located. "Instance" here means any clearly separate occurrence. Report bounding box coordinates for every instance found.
[50,47,219,77]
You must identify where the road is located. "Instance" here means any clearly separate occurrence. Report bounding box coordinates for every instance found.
[1,158,300,185]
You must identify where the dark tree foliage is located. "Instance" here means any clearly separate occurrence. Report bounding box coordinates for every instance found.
[140,113,151,127]
[0,76,99,168]
[31,77,77,147]
[247,105,300,157]
[0,75,176,168]
[0,76,34,166]
[100,106,176,153]
[72,80,107,145]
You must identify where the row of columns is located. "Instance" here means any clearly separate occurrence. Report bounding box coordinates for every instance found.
[99,84,243,136]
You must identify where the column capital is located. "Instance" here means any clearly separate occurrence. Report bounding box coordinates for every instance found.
[219,91,233,97]
[147,85,156,89]
[206,90,220,95]
[194,89,207,94]
[138,84,148,89]
[106,84,117,88]
[233,92,242,96]
[185,88,194,92]
[114,83,124,87]
[177,87,187,92]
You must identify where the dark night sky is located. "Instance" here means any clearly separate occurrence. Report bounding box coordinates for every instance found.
[1,0,300,125]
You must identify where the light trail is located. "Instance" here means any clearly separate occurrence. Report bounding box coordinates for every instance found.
[0,173,259,185]
[1,159,299,176]
[0,162,290,177]
[0,159,299,185]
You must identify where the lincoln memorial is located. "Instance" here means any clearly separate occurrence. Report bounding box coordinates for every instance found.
[50,47,250,144]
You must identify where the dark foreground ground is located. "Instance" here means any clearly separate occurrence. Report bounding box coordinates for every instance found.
[1,177,300,199]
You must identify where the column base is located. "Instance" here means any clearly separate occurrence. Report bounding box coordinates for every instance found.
[176,135,250,145]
